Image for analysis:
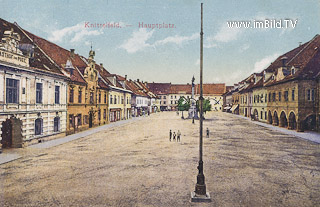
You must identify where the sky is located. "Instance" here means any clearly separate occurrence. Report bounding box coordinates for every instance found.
[1,0,319,85]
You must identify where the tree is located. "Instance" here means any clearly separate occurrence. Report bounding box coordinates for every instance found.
[196,98,211,118]
[177,96,190,119]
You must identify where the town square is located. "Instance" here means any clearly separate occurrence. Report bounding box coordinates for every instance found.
[0,0,320,206]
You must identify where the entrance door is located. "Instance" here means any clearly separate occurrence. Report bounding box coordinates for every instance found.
[1,119,12,148]
[89,112,93,128]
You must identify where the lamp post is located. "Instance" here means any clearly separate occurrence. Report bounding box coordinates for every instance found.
[191,3,211,202]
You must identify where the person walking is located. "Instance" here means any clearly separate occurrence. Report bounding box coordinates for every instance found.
[173,132,176,141]
[169,130,172,141]
[177,130,181,142]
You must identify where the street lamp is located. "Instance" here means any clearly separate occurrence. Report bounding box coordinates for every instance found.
[191,3,211,202]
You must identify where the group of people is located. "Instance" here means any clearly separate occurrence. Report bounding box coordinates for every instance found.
[169,130,181,142]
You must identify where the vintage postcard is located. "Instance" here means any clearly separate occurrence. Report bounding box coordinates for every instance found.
[0,0,319,206]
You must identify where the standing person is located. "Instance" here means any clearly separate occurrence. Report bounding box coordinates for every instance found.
[177,130,181,142]
[173,132,176,141]
[169,130,172,141]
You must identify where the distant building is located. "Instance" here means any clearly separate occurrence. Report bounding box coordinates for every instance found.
[195,83,226,111]
[147,82,171,111]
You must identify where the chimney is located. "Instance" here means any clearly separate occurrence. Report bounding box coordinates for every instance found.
[281,56,288,67]
[125,75,127,80]
[100,63,103,68]
[137,79,140,82]
[70,49,75,58]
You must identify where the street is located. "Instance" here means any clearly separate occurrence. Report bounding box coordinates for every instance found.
[0,112,320,207]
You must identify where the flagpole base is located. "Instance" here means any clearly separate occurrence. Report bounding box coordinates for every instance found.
[191,191,211,202]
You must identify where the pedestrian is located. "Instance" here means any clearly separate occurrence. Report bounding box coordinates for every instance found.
[206,128,209,138]
[173,132,176,141]
[177,130,181,142]
[169,130,172,141]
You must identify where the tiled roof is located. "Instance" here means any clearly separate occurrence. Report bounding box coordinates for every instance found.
[265,34,320,86]
[196,83,225,95]
[126,80,147,97]
[147,83,171,95]
[98,78,109,90]
[170,84,192,94]
[0,18,64,76]
[19,26,87,84]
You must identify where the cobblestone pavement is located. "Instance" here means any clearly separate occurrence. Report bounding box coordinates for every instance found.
[0,112,319,207]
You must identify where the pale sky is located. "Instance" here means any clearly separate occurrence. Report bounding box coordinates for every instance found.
[1,0,319,85]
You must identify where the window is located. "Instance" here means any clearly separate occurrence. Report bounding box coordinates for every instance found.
[104,109,106,119]
[292,89,295,101]
[35,118,42,135]
[99,93,101,103]
[6,78,19,103]
[291,68,295,75]
[69,88,74,103]
[284,91,288,101]
[160,101,162,104]
[69,115,74,128]
[265,94,267,103]
[164,96,166,99]
[110,95,113,104]
[272,93,276,102]
[268,93,271,102]
[98,110,101,121]
[164,101,166,104]
[260,94,263,103]
[175,96,176,99]
[77,114,82,126]
[121,96,124,104]
[254,95,256,103]
[257,95,260,103]
[36,83,43,103]
[307,89,311,101]
[114,95,117,104]
[312,89,315,101]
[171,96,173,99]
[78,88,82,103]
[278,92,281,102]
[265,111,267,120]
[90,92,94,104]
[171,101,173,104]
[54,117,60,132]
[55,86,60,104]
[260,111,263,119]
[118,96,120,104]
[104,94,107,103]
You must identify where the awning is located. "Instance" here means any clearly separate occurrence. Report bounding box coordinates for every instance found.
[230,104,239,112]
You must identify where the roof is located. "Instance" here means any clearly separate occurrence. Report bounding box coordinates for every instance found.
[170,84,192,94]
[147,82,172,95]
[126,80,148,97]
[195,83,226,95]
[265,34,320,86]
[19,25,87,84]
[0,18,64,76]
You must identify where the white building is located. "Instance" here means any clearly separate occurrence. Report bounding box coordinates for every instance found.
[0,22,68,147]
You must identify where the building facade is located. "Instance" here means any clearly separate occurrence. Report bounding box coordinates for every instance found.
[0,22,68,147]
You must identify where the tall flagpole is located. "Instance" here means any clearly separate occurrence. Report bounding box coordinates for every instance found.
[191,3,211,202]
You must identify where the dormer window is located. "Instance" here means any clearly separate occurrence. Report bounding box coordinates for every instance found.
[271,74,275,80]
[291,67,295,75]
[113,77,116,86]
